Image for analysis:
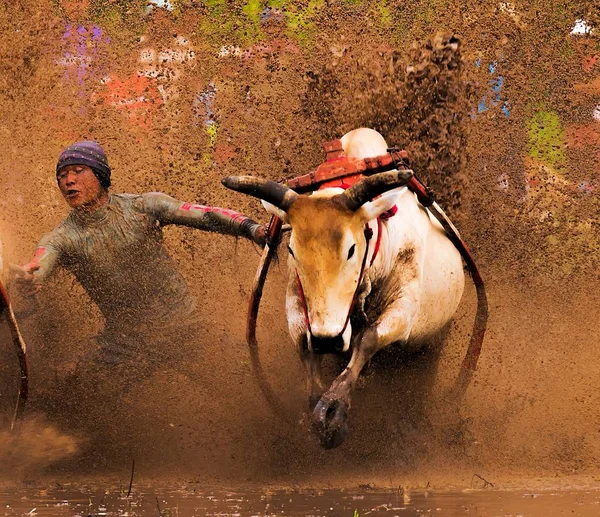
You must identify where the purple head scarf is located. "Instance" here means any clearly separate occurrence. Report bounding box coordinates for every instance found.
[56,140,111,189]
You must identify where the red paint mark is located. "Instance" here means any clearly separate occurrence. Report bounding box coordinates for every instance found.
[214,143,236,166]
[97,73,163,129]
[24,247,46,270]
[566,124,600,149]
[583,55,598,73]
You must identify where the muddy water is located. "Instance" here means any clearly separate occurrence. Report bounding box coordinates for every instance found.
[1,0,600,496]
[2,485,600,516]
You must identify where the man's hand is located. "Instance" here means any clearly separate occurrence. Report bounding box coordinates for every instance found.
[11,263,41,298]
[252,224,267,248]
[239,219,267,248]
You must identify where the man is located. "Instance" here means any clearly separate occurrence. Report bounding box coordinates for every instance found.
[13,140,265,379]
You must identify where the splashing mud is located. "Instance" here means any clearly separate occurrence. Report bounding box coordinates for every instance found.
[0,416,79,476]
[0,0,599,491]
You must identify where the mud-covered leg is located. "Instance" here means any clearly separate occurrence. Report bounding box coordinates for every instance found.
[313,283,420,449]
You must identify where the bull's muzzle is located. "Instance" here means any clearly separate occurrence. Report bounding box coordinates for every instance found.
[309,334,345,354]
[307,324,352,355]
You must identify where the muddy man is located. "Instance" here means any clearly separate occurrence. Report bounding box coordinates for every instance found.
[13,141,265,379]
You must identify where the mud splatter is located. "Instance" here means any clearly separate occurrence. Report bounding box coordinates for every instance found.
[0,416,79,477]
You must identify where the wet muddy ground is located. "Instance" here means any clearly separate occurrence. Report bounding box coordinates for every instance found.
[3,484,600,516]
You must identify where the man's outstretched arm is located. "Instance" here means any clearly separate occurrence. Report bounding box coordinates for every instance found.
[142,192,266,246]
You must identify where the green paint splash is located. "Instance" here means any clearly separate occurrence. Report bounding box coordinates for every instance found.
[526,109,566,169]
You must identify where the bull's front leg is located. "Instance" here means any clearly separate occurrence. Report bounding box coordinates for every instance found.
[286,275,327,410]
[312,279,420,449]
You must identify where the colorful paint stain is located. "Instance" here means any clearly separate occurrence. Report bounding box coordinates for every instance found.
[98,34,196,129]
[98,74,163,129]
[564,28,600,194]
[571,19,595,36]
[280,0,326,43]
[199,1,390,48]
[194,81,219,150]
[145,0,175,15]
[218,39,300,60]
[243,0,263,37]
[475,58,509,117]
[526,109,566,169]
[138,35,196,104]
[59,23,110,87]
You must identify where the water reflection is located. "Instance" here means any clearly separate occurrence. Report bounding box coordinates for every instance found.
[1,485,600,516]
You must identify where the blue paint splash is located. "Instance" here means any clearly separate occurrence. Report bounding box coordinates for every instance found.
[475,59,509,117]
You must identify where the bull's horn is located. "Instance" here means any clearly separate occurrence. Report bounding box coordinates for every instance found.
[222,176,299,211]
[338,169,414,211]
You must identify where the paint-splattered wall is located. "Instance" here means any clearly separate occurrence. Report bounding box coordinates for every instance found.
[0,0,598,279]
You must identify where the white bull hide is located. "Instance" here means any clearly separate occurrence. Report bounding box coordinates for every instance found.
[226,127,465,448]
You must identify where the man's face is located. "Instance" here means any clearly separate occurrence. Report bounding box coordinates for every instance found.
[57,164,105,209]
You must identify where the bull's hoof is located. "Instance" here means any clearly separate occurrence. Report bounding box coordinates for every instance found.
[312,398,350,449]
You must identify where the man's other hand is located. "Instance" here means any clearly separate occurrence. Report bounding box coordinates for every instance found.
[11,263,41,297]
[252,225,267,248]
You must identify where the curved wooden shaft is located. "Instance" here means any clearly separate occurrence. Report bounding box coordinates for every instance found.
[427,201,489,400]
[246,216,295,423]
[0,279,29,428]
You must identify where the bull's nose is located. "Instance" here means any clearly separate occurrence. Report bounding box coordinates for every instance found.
[310,333,345,355]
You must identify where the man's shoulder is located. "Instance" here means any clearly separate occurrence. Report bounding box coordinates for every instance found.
[138,192,181,212]
[108,193,148,213]
[39,217,72,248]
[111,193,144,203]
[109,192,178,218]
[112,192,173,205]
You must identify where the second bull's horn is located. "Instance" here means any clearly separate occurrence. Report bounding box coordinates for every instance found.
[338,169,414,212]
[222,176,299,211]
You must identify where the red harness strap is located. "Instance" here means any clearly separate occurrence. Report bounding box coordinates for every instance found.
[371,217,382,268]
[296,271,312,334]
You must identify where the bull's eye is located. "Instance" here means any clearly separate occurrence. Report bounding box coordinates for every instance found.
[287,245,295,258]
[347,244,356,260]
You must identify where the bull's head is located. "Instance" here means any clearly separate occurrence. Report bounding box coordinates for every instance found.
[222,169,412,354]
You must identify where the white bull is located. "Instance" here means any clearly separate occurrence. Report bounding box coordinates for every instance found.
[224,128,465,448]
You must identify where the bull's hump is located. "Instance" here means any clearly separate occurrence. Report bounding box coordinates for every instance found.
[340,128,389,158]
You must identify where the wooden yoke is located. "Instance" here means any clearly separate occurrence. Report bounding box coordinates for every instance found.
[286,139,411,193]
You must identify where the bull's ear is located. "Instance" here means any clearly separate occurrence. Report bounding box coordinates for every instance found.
[261,200,289,223]
[357,187,407,222]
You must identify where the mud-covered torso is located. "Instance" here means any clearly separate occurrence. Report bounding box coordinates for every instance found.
[48,194,195,331]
